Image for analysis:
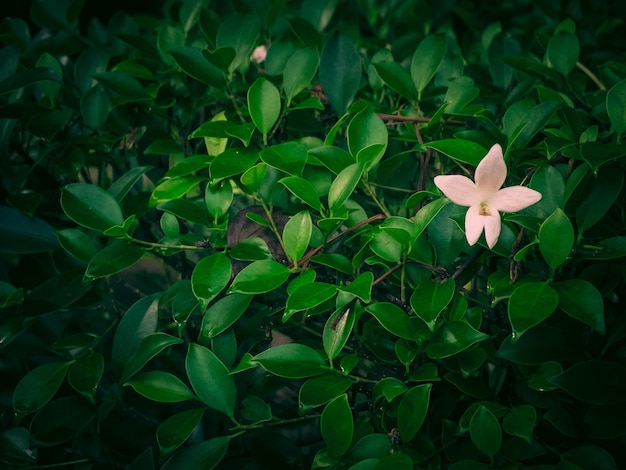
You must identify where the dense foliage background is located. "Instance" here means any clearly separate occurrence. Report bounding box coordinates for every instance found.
[2,0,626,468]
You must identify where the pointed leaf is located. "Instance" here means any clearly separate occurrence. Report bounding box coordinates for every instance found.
[398,383,432,442]
[191,253,232,310]
[321,394,353,457]
[248,77,281,134]
[319,33,361,113]
[508,282,558,342]
[411,33,447,98]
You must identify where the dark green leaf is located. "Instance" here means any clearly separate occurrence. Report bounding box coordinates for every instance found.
[0,205,59,254]
[199,294,253,340]
[229,259,290,294]
[299,374,353,411]
[469,405,501,457]
[319,32,361,113]
[550,360,626,405]
[252,343,326,379]
[539,208,574,269]
[397,384,432,442]
[157,408,205,458]
[13,362,69,416]
[410,33,447,98]
[321,394,353,457]
[553,279,605,334]
[169,46,225,87]
[425,321,489,359]
[161,436,230,470]
[61,183,124,232]
[508,283,558,342]
[125,371,195,402]
[191,252,232,310]
[248,77,281,135]
[121,333,184,381]
[85,240,145,280]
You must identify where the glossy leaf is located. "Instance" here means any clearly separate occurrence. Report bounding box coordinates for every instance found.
[284,47,319,104]
[191,252,232,310]
[0,205,59,254]
[539,208,574,269]
[347,107,388,169]
[248,77,281,135]
[279,176,323,210]
[121,333,184,381]
[321,394,353,457]
[503,405,536,444]
[84,240,145,280]
[365,302,427,341]
[411,33,447,98]
[13,362,69,416]
[186,343,236,416]
[30,397,93,447]
[157,408,205,458]
[284,282,337,320]
[576,164,623,233]
[469,405,502,457]
[299,374,353,411]
[80,85,110,130]
[410,278,455,325]
[319,32,360,113]
[425,321,489,359]
[607,79,626,134]
[60,183,124,232]
[210,148,259,180]
[205,180,233,219]
[198,294,253,340]
[508,283,558,342]
[229,259,290,294]
[112,294,160,366]
[425,139,486,166]
[252,343,326,379]
[125,371,195,402]
[169,46,225,87]
[283,211,312,264]
[161,436,230,470]
[323,304,356,361]
[553,279,605,334]
[397,384,432,442]
[328,163,363,212]
[68,353,104,404]
[260,141,308,176]
[546,31,579,75]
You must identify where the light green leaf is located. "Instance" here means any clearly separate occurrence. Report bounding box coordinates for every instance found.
[248,77,281,135]
[198,294,253,340]
[328,163,363,212]
[229,259,290,294]
[410,33,447,98]
[191,253,232,310]
[283,211,312,264]
[539,208,574,269]
[186,343,236,416]
[125,371,195,402]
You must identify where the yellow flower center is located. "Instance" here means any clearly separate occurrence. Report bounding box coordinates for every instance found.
[479,201,492,216]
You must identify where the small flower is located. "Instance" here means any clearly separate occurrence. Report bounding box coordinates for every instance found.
[250,45,268,64]
[434,143,542,249]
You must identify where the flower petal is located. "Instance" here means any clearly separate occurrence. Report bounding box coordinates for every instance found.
[491,186,542,213]
[464,205,485,246]
[483,211,501,249]
[434,175,479,207]
[474,144,506,196]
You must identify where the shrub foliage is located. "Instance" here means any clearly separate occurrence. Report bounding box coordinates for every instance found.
[1,0,626,468]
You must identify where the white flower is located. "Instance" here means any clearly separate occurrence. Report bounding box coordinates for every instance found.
[433,143,542,249]
[250,45,268,64]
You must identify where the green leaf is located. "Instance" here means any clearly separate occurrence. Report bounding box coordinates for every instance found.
[373,377,407,403]
[80,85,110,130]
[503,101,560,150]
[323,304,356,361]
[60,183,124,232]
[216,13,259,72]
[607,79,626,135]
[0,205,59,254]
[299,374,353,411]
[410,278,456,325]
[412,197,450,240]
[397,384,432,442]
[150,176,205,206]
[372,57,416,101]
[469,406,502,457]
[240,395,272,423]
[321,394,353,457]
[125,371,195,402]
[283,211,312,264]
[260,141,308,176]
[107,166,152,202]
[425,140,486,166]
[199,294,253,340]
[503,405,536,444]
[279,176,323,210]
[13,362,69,416]
[121,333,184,381]
[338,271,373,302]
[328,163,363,212]
[0,281,24,308]
[284,47,319,104]
[553,279,605,334]
[546,31,579,75]
[347,107,388,169]
[186,343,236,416]
[191,253,232,310]
[0,66,61,96]
[248,77,281,135]
[157,408,206,458]
[112,294,159,366]
[550,360,626,405]
[410,33,447,98]
[284,282,337,321]
[210,148,259,180]
[229,259,290,294]
[252,343,326,379]
[205,180,233,220]
[576,164,623,233]
[161,436,230,470]
[425,321,489,359]
[365,302,429,341]
[508,283,559,342]
[84,240,145,280]
[158,199,210,226]
[309,145,355,174]
[529,164,565,218]
[319,32,361,113]
[169,46,225,87]
[539,208,574,269]
[443,76,479,114]
[68,353,104,404]
[93,71,149,100]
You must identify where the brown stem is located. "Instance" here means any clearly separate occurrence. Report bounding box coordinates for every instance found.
[377,113,465,125]
[298,213,386,268]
